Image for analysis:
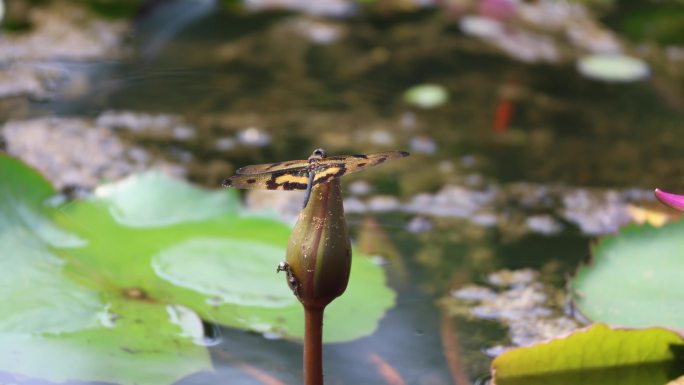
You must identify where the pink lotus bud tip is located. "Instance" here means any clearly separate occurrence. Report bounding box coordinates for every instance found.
[654,188,684,212]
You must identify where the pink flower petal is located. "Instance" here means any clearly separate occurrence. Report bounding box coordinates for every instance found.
[654,188,684,212]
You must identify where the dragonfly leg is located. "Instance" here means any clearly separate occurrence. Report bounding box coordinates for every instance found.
[276,261,300,296]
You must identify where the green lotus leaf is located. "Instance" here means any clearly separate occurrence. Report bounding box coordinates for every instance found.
[571,221,684,330]
[492,323,684,385]
[93,171,239,227]
[0,154,396,384]
[0,155,211,385]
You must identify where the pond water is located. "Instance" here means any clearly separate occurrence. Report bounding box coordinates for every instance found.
[2,0,684,384]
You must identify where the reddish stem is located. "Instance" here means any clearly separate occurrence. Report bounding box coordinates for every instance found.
[304,306,325,385]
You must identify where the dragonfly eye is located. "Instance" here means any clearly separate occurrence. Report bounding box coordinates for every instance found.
[309,148,325,160]
[312,148,326,158]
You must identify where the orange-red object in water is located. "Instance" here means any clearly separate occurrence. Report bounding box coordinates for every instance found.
[369,353,407,385]
[441,315,471,385]
[214,350,286,385]
[493,99,513,133]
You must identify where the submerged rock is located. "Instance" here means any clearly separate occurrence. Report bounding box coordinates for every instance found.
[348,180,372,196]
[458,0,624,63]
[0,63,65,99]
[403,185,497,219]
[367,195,401,212]
[0,1,129,100]
[451,285,497,301]
[0,2,127,62]
[459,15,559,63]
[291,18,344,45]
[236,127,271,147]
[526,215,563,235]
[344,180,654,237]
[409,136,438,155]
[1,117,181,190]
[459,15,503,39]
[97,111,196,141]
[244,0,355,17]
[487,268,538,288]
[562,189,632,235]
[445,268,581,350]
[406,216,433,233]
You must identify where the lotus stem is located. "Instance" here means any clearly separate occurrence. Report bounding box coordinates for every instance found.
[303,306,325,385]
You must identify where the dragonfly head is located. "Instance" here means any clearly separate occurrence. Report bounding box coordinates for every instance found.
[309,148,327,162]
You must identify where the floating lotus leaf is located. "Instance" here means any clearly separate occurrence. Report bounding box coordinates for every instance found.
[571,221,684,330]
[577,54,649,82]
[492,323,684,385]
[403,84,449,109]
[0,155,396,384]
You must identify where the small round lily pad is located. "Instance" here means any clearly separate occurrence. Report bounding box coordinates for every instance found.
[577,54,650,82]
[403,84,449,109]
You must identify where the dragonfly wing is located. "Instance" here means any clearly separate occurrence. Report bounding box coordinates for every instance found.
[236,159,309,175]
[222,168,310,190]
[344,151,410,174]
[226,150,410,189]
[311,163,348,186]
[311,150,410,186]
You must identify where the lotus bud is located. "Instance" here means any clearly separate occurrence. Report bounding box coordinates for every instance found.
[285,178,351,310]
[655,188,684,212]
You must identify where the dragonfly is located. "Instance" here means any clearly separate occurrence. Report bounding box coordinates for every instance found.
[222,148,410,208]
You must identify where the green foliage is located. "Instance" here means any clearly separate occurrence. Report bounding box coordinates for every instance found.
[1,20,34,32]
[492,323,684,385]
[0,155,396,384]
[571,221,684,330]
[603,2,684,45]
[81,0,142,19]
